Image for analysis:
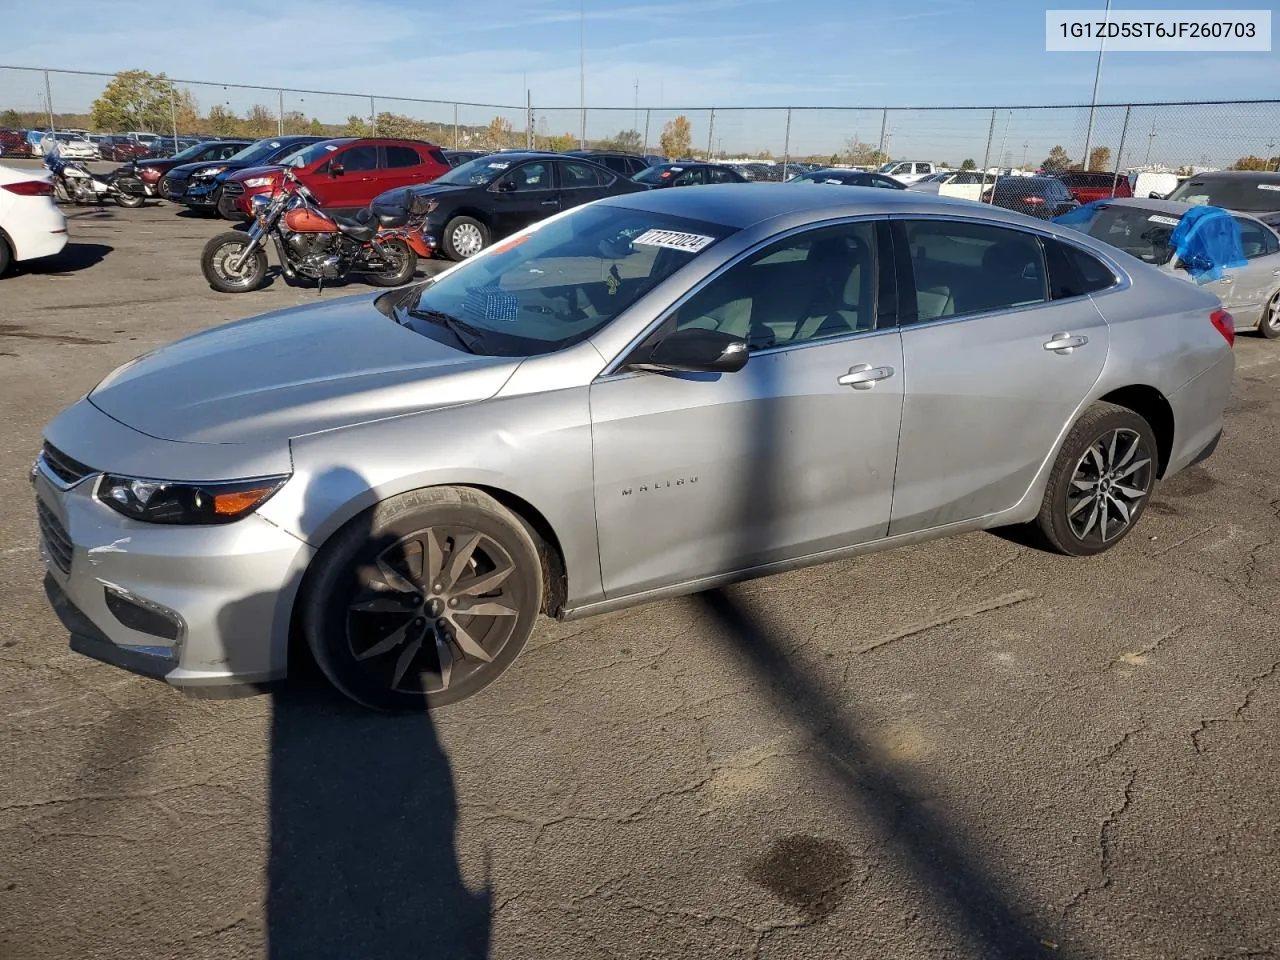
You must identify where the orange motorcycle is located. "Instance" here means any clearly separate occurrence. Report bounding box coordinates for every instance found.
[200,168,432,293]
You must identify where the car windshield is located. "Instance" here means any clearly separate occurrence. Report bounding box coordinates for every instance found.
[168,142,210,162]
[284,141,341,168]
[228,139,299,165]
[1166,177,1280,213]
[632,165,681,184]
[395,204,736,357]
[1057,203,1181,265]
[433,156,521,186]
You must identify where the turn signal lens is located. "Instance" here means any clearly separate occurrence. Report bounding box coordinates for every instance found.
[212,486,279,516]
[97,475,289,525]
[1210,309,1235,347]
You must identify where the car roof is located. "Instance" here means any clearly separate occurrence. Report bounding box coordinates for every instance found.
[600,181,1031,229]
[1179,170,1280,182]
[1079,196,1267,223]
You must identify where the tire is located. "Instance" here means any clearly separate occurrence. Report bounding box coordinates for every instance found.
[200,231,268,293]
[301,486,544,712]
[442,216,489,261]
[1259,292,1280,340]
[0,235,11,278]
[365,238,418,287]
[1035,401,1158,557]
[115,192,145,209]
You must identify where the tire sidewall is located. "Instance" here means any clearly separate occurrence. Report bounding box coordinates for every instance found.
[1046,408,1157,556]
[302,489,542,712]
[1261,294,1280,339]
[367,238,418,286]
[201,232,267,293]
[443,216,488,262]
[115,193,145,208]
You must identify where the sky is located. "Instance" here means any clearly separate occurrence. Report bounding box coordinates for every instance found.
[2,0,1277,161]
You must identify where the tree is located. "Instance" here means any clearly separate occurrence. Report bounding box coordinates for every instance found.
[543,132,578,152]
[1041,145,1071,171]
[0,109,22,128]
[960,158,977,170]
[843,137,888,167]
[344,115,373,136]
[90,69,196,133]
[1087,146,1112,172]
[660,115,692,158]
[1233,155,1269,171]
[479,115,514,150]
[243,104,276,137]
[205,104,239,136]
[604,129,643,153]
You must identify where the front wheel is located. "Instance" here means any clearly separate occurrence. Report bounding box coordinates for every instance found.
[201,231,268,293]
[301,486,544,712]
[1035,402,1157,557]
[366,238,418,287]
[1259,292,1280,340]
[442,216,489,261]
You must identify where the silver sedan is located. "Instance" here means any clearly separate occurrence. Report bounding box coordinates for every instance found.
[35,185,1235,711]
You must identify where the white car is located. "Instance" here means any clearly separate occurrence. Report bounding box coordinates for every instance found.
[876,160,940,184]
[40,133,96,160]
[0,163,68,276]
[907,170,993,203]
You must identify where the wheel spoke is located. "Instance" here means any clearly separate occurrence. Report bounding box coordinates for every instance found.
[1113,482,1146,500]
[1079,497,1101,538]
[1086,444,1105,476]
[1071,478,1095,492]
[1107,493,1131,523]
[455,561,515,597]
[455,600,518,617]
[375,554,418,594]
[1068,492,1097,518]
[450,620,494,663]
[1115,457,1151,481]
[355,621,412,661]
[391,636,423,688]
[1115,433,1140,470]
[1099,496,1111,541]
[1106,430,1119,470]
[443,532,482,588]
[433,631,454,690]
[350,593,416,615]
[424,528,445,583]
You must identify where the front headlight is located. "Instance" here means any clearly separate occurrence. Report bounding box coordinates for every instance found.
[192,165,227,179]
[97,475,289,525]
[243,176,274,188]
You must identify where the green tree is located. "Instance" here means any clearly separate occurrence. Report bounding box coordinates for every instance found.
[0,109,21,127]
[243,104,276,137]
[843,137,888,167]
[1087,146,1112,172]
[660,115,693,158]
[90,70,192,133]
[1041,145,1071,171]
[479,115,514,150]
[309,118,326,136]
[604,129,643,153]
[205,104,240,136]
[543,132,578,152]
[960,158,977,170]
[344,115,373,136]
[1233,155,1269,171]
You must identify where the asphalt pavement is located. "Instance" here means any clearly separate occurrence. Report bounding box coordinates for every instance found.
[1,184,1278,960]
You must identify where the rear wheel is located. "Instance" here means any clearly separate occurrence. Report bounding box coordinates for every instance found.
[302,487,543,712]
[115,192,145,209]
[366,238,418,287]
[1259,292,1280,340]
[201,231,268,293]
[442,216,489,261]
[0,235,11,277]
[1036,402,1157,557]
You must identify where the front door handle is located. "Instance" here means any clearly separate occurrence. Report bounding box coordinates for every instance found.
[540,199,559,206]
[1220,276,1235,284]
[837,363,895,389]
[1043,332,1088,354]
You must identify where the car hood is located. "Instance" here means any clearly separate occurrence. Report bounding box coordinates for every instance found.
[168,159,268,179]
[225,164,285,182]
[88,293,521,445]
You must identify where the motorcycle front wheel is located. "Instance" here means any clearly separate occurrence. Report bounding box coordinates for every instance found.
[201,232,268,293]
[366,238,418,287]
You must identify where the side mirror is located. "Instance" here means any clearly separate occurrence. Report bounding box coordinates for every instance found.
[1148,191,1165,200]
[495,178,516,193]
[330,162,345,177]
[627,328,749,374]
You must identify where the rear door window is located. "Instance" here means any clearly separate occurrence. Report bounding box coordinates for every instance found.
[340,145,380,172]
[386,145,422,168]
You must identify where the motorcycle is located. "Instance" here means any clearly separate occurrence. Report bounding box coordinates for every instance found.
[42,145,146,208]
[199,168,428,294]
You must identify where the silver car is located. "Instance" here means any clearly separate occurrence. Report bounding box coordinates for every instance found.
[1052,197,1280,338]
[35,185,1235,711]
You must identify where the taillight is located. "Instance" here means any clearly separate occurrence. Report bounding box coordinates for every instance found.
[1022,195,1045,205]
[1210,309,1235,347]
[2,180,54,196]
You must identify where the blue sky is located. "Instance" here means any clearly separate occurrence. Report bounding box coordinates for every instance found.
[2,0,1276,159]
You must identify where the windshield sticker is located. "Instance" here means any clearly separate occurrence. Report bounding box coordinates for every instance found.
[825,178,843,184]
[669,167,684,172]
[1148,215,1181,226]
[633,229,716,253]
[1258,183,1280,191]
[487,162,510,170]
[324,145,338,152]
[462,286,520,323]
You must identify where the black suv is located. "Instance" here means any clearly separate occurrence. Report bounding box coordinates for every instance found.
[564,150,651,177]
[982,176,1080,219]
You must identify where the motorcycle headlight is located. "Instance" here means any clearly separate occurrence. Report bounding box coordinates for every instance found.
[243,176,274,188]
[97,474,289,525]
[192,165,227,179]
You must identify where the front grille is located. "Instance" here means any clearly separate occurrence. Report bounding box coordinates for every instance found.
[161,176,184,196]
[41,442,94,486]
[221,182,244,196]
[37,500,73,574]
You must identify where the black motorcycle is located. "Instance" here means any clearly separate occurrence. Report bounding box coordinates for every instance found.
[43,149,146,208]
[200,168,427,293]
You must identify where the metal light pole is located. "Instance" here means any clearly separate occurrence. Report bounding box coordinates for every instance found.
[578,0,586,148]
[170,85,179,151]
[706,108,715,158]
[1144,120,1157,163]
[1110,103,1131,196]
[43,70,54,132]
[277,89,284,136]
[1081,0,1112,171]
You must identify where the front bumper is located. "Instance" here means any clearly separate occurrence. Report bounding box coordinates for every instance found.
[182,180,223,207]
[32,434,314,693]
[160,176,188,201]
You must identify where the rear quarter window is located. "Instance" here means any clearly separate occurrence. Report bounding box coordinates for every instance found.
[1045,238,1119,297]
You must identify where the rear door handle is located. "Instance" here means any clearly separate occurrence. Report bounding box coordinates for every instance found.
[1043,332,1088,354]
[837,363,895,389]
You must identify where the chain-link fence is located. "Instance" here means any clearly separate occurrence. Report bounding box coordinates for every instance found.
[3,66,1278,173]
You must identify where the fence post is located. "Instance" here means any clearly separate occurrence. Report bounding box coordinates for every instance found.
[877,107,888,159]
[526,91,533,149]
[453,103,459,150]
[979,108,997,202]
[643,109,651,155]
[782,107,792,175]
[278,90,284,136]
[43,70,54,132]
[169,84,179,152]
[1110,103,1132,197]
[369,96,377,136]
[706,108,715,158]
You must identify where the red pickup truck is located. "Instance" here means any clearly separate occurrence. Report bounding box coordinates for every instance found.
[1052,170,1134,204]
[218,137,449,219]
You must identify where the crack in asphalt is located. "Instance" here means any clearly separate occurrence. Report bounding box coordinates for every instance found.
[1063,769,1138,919]
[1091,722,1149,767]
[1190,659,1280,755]
[850,590,1038,663]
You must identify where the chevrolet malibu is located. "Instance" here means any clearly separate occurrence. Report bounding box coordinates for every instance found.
[35,185,1234,711]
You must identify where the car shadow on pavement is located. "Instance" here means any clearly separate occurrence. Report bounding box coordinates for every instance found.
[250,467,492,960]
[23,243,113,276]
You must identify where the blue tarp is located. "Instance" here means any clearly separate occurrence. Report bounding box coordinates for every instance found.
[1169,204,1247,284]
[1051,200,1107,227]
